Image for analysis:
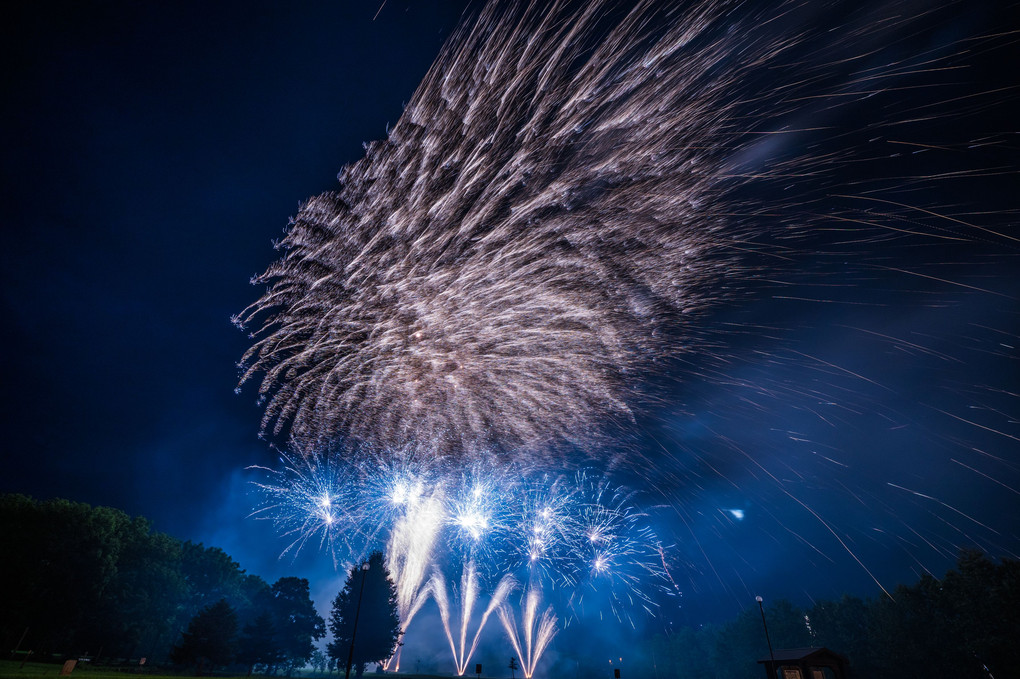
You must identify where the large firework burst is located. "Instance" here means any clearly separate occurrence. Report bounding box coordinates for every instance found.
[235,1,811,459]
[235,0,1012,464]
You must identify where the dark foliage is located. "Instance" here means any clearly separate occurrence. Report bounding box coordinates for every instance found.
[267,577,326,674]
[649,550,1020,679]
[0,494,318,670]
[326,552,401,678]
[0,494,190,658]
[171,599,238,672]
[238,611,284,675]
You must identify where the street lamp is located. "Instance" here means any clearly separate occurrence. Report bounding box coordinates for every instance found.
[345,561,372,679]
[756,596,776,677]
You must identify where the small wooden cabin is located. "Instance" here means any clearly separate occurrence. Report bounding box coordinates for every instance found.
[757,647,849,679]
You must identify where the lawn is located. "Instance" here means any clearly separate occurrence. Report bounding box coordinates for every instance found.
[0,661,454,679]
[0,660,246,679]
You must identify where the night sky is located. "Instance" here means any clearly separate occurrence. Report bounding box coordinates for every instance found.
[2,0,1018,654]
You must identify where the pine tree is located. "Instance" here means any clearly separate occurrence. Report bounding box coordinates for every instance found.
[326,552,401,678]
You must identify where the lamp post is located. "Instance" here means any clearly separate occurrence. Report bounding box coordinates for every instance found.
[345,561,371,679]
[756,596,776,677]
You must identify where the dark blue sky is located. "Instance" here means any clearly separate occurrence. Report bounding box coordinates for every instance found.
[1,1,461,523]
[1,0,1017,649]
[0,0,469,626]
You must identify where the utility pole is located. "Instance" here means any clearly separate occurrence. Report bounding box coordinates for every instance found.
[756,596,776,677]
[345,562,371,679]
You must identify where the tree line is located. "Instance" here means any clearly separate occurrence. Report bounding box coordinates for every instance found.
[168,551,402,678]
[4,493,1017,678]
[0,494,326,673]
[645,550,1019,679]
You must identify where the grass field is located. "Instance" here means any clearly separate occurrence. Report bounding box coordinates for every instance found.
[0,660,248,679]
[0,661,459,679]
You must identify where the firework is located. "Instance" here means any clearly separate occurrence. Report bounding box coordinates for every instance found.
[498,587,559,679]
[443,464,519,574]
[247,452,365,568]
[239,0,1017,626]
[432,562,517,675]
[251,456,667,632]
[383,490,444,669]
[504,474,579,588]
[233,0,873,461]
[362,450,439,523]
[565,473,666,622]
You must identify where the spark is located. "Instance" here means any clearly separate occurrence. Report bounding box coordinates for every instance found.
[498,587,559,679]
[234,0,865,462]
[246,452,363,568]
[887,483,1001,535]
[383,491,444,669]
[433,562,517,675]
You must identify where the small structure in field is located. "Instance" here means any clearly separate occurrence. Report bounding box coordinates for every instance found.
[758,647,850,679]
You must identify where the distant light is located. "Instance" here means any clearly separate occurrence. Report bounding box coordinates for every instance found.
[727,509,745,520]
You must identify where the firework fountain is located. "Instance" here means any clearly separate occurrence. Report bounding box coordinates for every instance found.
[432,562,517,675]
[498,587,559,679]
[251,460,667,666]
[382,489,444,670]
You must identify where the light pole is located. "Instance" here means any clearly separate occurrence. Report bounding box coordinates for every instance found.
[345,561,371,679]
[756,596,776,677]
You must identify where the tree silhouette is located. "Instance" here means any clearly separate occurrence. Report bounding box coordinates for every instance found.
[311,649,328,673]
[327,552,400,678]
[171,598,238,675]
[237,611,283,675]
[269,576,326,674]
